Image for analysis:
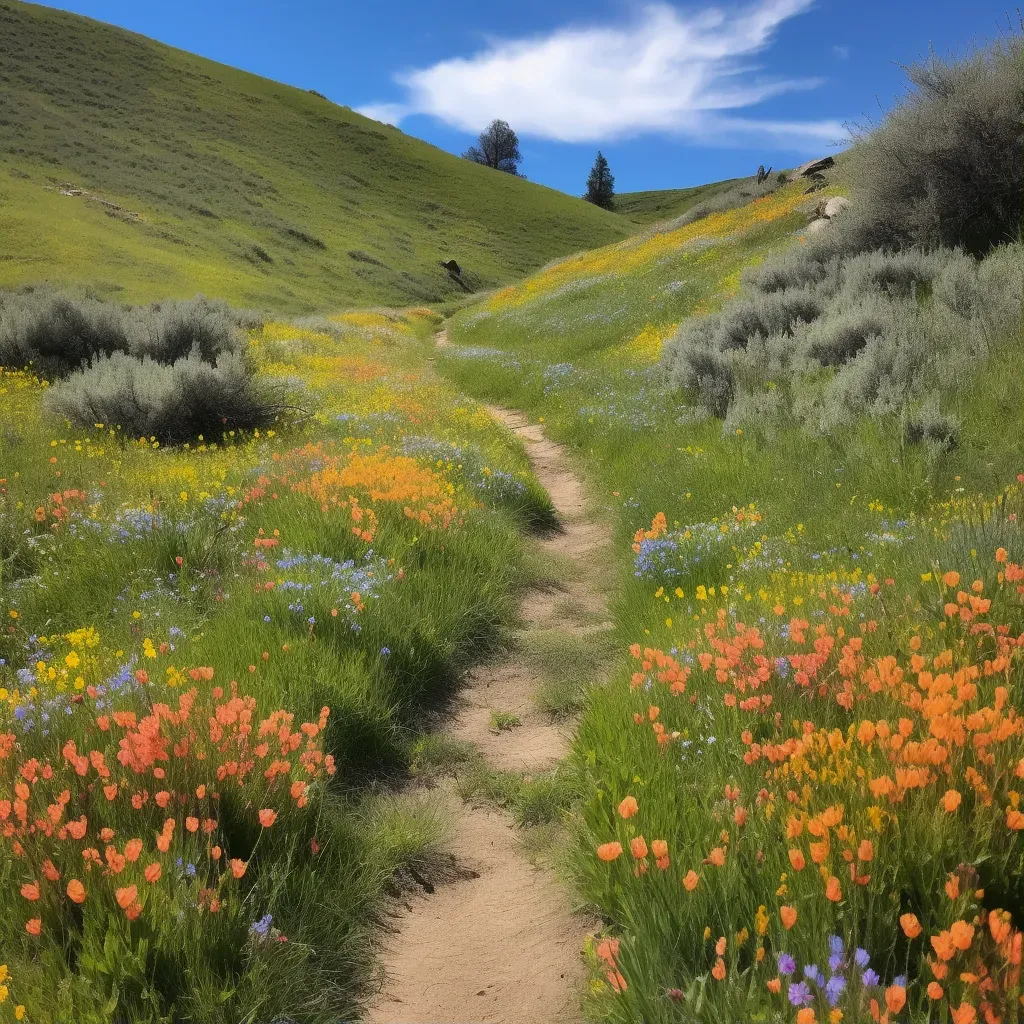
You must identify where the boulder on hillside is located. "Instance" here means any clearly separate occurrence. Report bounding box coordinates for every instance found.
[795,156,835,177]
[440,259,461,276]
[823,196,851,219]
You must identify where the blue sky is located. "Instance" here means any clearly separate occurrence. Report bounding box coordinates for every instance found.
[37,0,1016,195]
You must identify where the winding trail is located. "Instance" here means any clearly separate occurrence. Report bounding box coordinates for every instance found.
[366,330,612,1024]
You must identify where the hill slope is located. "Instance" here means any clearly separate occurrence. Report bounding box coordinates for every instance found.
[0,1,628,311]
[612,178,745,225]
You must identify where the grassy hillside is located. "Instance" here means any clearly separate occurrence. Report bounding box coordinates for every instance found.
[439,32,1024,1023]
[0,1,628,311]
[613,178,744,225]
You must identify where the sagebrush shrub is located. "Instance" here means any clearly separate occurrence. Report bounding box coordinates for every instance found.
[126,296,243,363]
[45,350,283,443]
[0,291,130,377]
[0,291,245,376]
[845,36,1024,254]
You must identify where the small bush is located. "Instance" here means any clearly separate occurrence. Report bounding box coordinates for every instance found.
[905,391,960,451]
[803,298,892,366]
[0,291,130,377]
[45,350,284,444]
[0,291,245,376]
[126,296,242,363]
[845,36,1024,254]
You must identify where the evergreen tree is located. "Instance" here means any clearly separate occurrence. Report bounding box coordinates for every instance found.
[584,151,615,209]
[463,120,523,175]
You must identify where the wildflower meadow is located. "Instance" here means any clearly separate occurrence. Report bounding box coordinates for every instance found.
[438,38,1024,1024]
[0,307,551,1020]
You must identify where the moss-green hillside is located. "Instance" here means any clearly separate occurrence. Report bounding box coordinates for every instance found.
[612,178,744,225]
[0,1,629,311]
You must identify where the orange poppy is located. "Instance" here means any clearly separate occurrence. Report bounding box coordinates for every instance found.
[682,870,699,891]
[258,809,277,828]
[928,982,944,999]
[20,882,40,902]
[951,1003,978,1024]
[651,840,668,859]
[144,862,162,884]
[617,795,639,819]
[825,876,842,902]
[780,906,797,930]
[942,790,962,812]
[901,913,922,939]
[66,879,87,904]
[25,918,41,936]
[115,885,138,910]
[230,858,248,879]
[712,957,726,981]
[885,986,907,1014]
[789,848,806,871]
[124,839,143,863]
[630,836,649,860]
[597,842,623,862]
[951,920,975,951]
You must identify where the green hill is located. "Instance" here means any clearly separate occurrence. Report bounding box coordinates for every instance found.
[613,178,744,225]
[0,1,629,311]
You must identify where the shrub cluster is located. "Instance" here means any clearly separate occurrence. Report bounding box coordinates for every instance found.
[664,243,1023,435]
[0,292,281,442]
[663,35,1024,439]
[44,350,286,445]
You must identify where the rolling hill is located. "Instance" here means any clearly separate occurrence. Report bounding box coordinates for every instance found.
[612,178,745,225]
[0,1,630,311]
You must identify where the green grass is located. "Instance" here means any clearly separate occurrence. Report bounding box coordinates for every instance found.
[0,304,560,1021]
[613,179,744,225]
[436,180,1024,1022]
[0,1,629,311]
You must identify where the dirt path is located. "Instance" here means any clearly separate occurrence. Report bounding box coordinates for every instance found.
[366,333,612,1024]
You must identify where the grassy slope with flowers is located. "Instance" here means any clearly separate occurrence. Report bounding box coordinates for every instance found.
[439,179,1024,1024]
[0,307,555,1021]
[0,1,627,312]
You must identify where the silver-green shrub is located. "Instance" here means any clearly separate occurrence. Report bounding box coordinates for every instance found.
[44,350,284,445]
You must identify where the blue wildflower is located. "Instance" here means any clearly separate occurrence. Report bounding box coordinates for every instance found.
[788,981,812,1006]
[777,953,796,976]
[825,975,846,1006]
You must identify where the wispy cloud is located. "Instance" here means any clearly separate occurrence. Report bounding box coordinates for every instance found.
[832,44,851,60]
[360,1,847,148]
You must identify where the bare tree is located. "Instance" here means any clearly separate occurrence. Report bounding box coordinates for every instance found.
[463,120,523,175]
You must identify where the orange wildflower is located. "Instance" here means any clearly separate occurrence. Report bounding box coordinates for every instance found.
[144,862,162,884]
[258,809,277,828]
[712,957,726,980]
[124,838,143,863]
[780,905,797,930]
[20,882,39,902]
[928,982,944,999]
[901,913,923,939]
[825,876,842,902]
[796,1009,816,1024]
[788,848,806,871]
[617,795,639,819]
[682,870,699,891]
[66,879,86,904]
[25,918,41,935]
[946,875,961,900]
[943,790,963,812]
[885,985,907,1014]
[597,842,623,862]
[115,885,138,910]
[230,858,247,879]
[950,920,975,951]
[767,977,782,993]
[951,1003,978,1024]
[630,836,649,859]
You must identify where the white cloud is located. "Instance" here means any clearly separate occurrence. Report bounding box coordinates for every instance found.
[832,44,851,60]
[359,1,847,148]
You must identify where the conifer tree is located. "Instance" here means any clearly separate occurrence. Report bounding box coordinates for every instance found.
[584,151,615,209]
